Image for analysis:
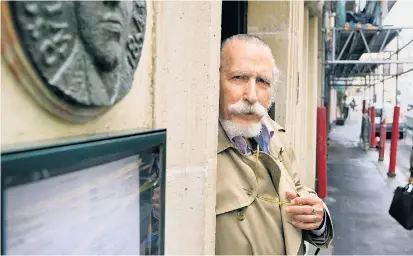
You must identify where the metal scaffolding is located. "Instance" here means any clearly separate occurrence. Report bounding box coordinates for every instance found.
[322,0,412,179]
[325,25,413,91]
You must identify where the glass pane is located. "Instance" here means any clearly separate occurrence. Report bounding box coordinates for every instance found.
[2,134,165,255]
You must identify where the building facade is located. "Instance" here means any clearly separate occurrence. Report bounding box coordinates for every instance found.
[1,1,327,254]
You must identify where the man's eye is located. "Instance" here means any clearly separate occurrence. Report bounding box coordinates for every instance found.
[257,78,270,85]
[233,75,243,80]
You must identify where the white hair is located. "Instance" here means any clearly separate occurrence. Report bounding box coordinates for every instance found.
[220,99,269,138]
[220,34,281,103]
[219,119,262,138]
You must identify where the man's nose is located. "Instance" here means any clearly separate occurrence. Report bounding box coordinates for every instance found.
[244,79,258,104]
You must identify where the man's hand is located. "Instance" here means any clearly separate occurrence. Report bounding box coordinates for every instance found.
[152,187,161,219]
[285,191,325,231]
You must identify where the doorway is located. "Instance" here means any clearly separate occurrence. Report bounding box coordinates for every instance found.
[221,1,248,42]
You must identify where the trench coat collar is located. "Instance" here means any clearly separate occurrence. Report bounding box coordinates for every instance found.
[217,116,286,154]
[217,121,235,154]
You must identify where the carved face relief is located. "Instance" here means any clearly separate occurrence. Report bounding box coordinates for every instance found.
[76,1,133,72]
[3,1,147,122]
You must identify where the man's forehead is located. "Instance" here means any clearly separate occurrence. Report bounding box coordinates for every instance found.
[221,39,274,71]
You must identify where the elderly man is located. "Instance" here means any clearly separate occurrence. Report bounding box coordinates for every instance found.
[216,34,334,255]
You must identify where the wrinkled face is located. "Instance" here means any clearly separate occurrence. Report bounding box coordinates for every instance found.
[219,40,274,126]
[76,1,133,71]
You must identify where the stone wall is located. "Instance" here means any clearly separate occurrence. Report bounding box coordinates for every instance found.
[1,1,221,254]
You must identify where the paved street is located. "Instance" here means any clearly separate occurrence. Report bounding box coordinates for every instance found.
[320,109,413,255]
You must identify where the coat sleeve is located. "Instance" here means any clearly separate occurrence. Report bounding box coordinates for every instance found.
[277,132,334,249]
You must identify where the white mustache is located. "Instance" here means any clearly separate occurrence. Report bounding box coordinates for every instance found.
[228,101,268,117]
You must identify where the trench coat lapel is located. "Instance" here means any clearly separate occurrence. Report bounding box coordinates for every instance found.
[268,133,303,256]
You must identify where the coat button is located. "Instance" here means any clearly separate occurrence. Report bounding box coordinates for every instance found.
[244,188,253,196]
[237,211,246,221]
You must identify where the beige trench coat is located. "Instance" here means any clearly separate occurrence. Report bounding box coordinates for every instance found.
[216,117,334,255]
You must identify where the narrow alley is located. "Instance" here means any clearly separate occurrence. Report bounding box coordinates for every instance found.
[323,109,413,254]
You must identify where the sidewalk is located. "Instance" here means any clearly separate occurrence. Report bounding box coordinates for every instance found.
[320,111,413,255]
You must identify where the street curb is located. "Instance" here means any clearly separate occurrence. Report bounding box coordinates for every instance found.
[370,150,410,192]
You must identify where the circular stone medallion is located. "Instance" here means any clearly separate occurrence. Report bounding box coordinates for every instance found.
[2,1,147,122]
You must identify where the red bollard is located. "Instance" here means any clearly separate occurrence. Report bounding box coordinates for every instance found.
[317,107,327,198]
[370,107,376,148]
[378,120,386,161]
[388,106,400,177]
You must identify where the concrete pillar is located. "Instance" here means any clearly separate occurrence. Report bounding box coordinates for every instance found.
[152,1,221,254]
[285,0,300,146]
[330,88,338,123]
[301,8,310,184]
[307,15,320,189]
[299,7,310,187]
[289,1,304,171]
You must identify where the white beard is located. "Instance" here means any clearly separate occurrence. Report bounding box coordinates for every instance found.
[220,119,262,138]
